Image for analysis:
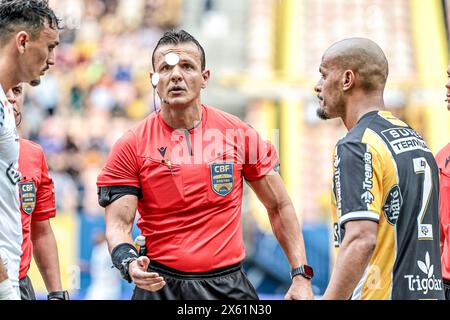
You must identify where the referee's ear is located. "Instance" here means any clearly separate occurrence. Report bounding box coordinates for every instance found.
[201,69,210,89]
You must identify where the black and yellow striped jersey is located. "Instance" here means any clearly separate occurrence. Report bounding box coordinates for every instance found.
[331,110,444,300]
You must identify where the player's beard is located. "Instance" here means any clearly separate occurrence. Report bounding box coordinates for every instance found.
[316,107,330,120]
[317,94,345,120]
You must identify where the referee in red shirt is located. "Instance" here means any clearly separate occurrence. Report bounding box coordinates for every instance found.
[437,62,450,300]
[97,30,314,300]
[6,84,68,300]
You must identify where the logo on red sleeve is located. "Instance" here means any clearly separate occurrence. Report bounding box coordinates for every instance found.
[19,181,36,215]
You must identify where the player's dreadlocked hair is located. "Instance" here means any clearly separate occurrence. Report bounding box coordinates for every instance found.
[0,0,60,44]
[152,30,206,71]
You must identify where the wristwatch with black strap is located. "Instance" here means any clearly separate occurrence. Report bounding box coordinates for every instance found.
[290,264,314,280]
[47,290,69,300]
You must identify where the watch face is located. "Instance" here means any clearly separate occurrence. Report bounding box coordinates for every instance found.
[290,265,314,280]
[304,265,314,278]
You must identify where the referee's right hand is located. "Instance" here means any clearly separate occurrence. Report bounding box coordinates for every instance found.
[128,256,166,292]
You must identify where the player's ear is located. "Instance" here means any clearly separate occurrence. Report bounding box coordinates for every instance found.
[16,31,29,54]
[342,70,355,91]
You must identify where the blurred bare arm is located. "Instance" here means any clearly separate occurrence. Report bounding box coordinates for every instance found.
[0,259,7,282]
[322,220,377,300]
[0,254,20,299]
[31,219,62,292]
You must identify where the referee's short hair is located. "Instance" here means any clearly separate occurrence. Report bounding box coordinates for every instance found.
[0,0,60,44]
[152,30,206,71]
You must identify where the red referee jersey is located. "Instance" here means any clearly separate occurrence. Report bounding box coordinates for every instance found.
[437,143,450,281]
[97,105,279,272]
[18,138,56,279]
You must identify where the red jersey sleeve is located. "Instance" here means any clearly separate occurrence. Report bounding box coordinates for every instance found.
[32,150,56,221]
[436,144,450,233]
[97,130,141,188]
[242,125,279,181]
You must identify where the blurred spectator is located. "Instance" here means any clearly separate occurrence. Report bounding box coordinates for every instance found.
[85,231,122,300]
[33,74,60,116]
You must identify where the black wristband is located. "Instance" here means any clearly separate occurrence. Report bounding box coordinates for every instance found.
[47,290,69,300]
[111,243,139,283]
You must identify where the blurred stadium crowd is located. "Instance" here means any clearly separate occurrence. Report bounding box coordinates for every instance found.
[21,0,182,217]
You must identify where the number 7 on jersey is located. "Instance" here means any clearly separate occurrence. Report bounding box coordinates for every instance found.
[413,157,433,240]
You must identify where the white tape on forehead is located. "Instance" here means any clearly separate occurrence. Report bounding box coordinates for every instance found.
[165,52,180,66]
[151,73,160,87]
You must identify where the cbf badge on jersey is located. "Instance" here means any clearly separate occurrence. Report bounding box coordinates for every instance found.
[19,181,36,215]
[210,163,234,196]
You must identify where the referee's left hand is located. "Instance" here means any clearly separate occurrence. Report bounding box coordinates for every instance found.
[284,276,314,300]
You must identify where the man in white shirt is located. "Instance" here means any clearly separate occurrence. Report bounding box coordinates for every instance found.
[0,0,60,300]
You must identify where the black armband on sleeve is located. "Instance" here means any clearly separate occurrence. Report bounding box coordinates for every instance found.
[97,186,142,208]
[111,243,139,283]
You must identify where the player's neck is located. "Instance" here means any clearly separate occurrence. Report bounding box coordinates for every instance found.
[0,53,19,94]
[0,68,17,95]
[342,92,385,131]
[161,102,203,130]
